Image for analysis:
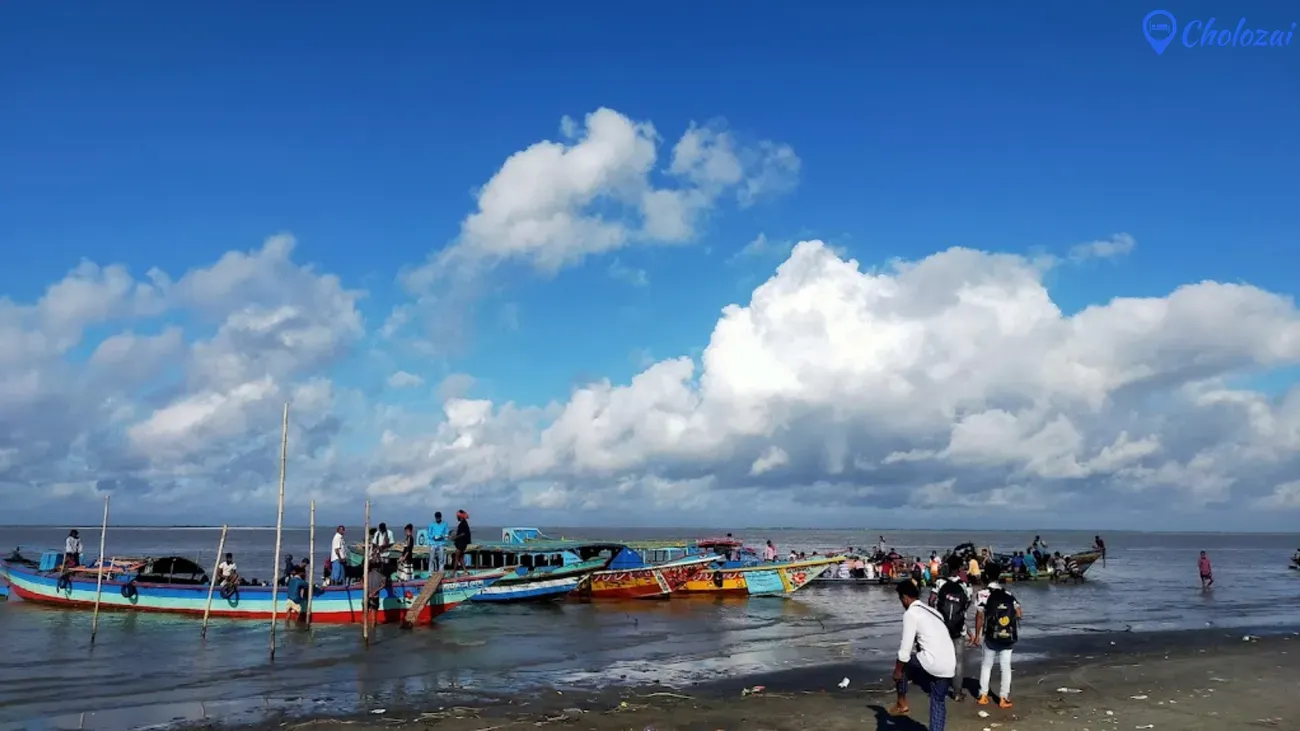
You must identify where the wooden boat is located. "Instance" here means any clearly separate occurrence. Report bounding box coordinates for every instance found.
[679,555,843,595]
[581,551,720,599]
[362,529,622,603]
[1,549,509,624]
[950,543,1103,583]
[625,537,759,568]
[808,553,898,585]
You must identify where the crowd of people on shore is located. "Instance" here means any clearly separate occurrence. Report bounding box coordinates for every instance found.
[891,548,1027,731]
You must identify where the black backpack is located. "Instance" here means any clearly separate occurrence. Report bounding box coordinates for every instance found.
[983,589,1019,645]
[936,580,969,639]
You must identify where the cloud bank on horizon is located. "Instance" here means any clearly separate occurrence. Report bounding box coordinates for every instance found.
[4,107,1300,530]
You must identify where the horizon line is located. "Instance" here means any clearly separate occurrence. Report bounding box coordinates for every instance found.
[0,524,1292,536]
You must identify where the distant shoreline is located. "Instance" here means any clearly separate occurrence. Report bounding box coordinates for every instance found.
[0,525,1294,536]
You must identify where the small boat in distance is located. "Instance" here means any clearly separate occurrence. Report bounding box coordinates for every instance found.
[1,549,510,624]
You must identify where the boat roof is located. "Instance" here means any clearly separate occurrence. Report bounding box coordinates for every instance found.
[363,539,627,555]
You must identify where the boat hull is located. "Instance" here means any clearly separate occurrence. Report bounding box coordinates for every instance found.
[585,557,716,599]
[472,574,582,602]
[680,560,836,595]
[1,562,504,624]
[996,549,1104,582]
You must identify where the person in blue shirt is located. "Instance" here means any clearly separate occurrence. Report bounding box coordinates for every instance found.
[427,512,450,573]
[1022,551,1038,577]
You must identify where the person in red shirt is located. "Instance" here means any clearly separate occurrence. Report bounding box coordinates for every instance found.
[1198,551,1213,589]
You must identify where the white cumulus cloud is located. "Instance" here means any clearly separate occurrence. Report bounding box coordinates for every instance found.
[365,238,1300,529]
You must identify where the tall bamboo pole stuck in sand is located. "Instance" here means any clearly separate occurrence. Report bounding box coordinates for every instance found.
[201,524,229,638]
[268,402,290,660]
[89,494,111,644]
[361,500,371,646]
[307,500,316,627]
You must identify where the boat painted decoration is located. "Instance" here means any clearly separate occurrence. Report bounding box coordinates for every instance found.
[364,529,623,603]
[1,551,510,624]
[679,556,842,595]
[582,552,719,600]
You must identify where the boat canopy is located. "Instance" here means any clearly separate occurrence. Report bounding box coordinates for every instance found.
[501,527,546,544]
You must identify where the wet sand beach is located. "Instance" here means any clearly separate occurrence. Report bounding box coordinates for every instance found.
[209,629,1298,731]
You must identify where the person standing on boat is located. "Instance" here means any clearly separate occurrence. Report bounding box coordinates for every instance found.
[330,525,348,585]
[451,510,472,576]
[398,523,416,580]
[427,512,450,573]
[64,529,83,568]
[764,540,777,562]
[1094,535,1107,566]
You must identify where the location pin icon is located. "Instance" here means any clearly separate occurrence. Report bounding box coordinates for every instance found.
[1143,10,1177,55]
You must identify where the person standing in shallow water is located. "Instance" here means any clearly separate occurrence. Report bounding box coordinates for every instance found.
[1199,551,1214,589]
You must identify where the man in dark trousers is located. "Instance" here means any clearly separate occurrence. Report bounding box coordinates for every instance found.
[452,510,472,576]
[892,580,956,730]
[931,571,973,700]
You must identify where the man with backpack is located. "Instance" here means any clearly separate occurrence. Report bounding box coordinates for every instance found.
[972,581,1022,708]
[930,572,973,700]
[891,580,956,730]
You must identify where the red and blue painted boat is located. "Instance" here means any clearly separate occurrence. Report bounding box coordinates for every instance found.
[0,550,509,624]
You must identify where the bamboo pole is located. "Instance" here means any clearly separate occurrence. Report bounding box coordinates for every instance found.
[362,500,371,646]
[268,402,289,660]
[89,495,111,644]
[201,525,229,638]
[306,500,316,628]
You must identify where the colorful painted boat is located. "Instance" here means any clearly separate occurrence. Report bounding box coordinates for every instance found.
[0,578,8,600]
[581,552,720,600]
[679,555,842,595]
[1,550,509,624]
[363,529,623,603]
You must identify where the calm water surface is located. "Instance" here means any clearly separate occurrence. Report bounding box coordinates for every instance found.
[1,526,1296,731]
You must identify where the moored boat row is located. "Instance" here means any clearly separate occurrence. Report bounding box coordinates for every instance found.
[0,528,843,625]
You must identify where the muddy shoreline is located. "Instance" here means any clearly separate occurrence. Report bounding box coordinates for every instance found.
[186,624,1299,731]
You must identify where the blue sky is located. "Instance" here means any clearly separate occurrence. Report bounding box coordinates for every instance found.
[1,2,1298,528]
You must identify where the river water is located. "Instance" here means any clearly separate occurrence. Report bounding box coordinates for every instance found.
[1,526,1296,731]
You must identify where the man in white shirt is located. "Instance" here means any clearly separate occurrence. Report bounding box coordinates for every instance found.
[330,526,348,585]
[892,580,956,730]
[64,530,83,568]
[216,553,239,587]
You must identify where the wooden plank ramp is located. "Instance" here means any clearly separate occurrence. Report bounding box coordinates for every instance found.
[402,570,443,628]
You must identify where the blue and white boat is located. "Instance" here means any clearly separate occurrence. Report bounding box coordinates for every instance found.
[375,527,624,603]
